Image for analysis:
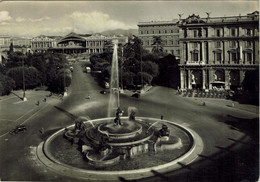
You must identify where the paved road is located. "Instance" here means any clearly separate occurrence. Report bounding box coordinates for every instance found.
[0,61,258,181]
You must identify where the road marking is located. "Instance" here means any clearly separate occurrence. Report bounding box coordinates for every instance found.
[13,100,27,104]
[15,107,36,122]
[20,104,48,125]
[0,119,15,121]
[0,104,49,138]
[0,96,16,102]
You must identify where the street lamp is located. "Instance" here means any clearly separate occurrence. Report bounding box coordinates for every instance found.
[63,49,68,97]
[140,41,144,92]
[22,57,27,101]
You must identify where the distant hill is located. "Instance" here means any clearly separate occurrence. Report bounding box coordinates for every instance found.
[99,29,138,36]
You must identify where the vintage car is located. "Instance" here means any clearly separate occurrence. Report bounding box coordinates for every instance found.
[9,125,27,135]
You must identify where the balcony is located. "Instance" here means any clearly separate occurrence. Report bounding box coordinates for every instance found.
[186,61,206,65]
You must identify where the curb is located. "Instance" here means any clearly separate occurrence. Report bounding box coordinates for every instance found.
[36,117,203,181]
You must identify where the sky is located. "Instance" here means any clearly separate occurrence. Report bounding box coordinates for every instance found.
[0,1,258,37]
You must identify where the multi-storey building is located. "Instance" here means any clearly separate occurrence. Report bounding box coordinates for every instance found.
[49,32,128,54]
[0,35,11,50]
[178,11,259,90]
[137,20,180,59]
[11,37,31,47]
[31,35,60,53]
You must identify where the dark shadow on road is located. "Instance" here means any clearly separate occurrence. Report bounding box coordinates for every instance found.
[53,106,78,120]
[151,169,169,181]
[224,115,259,139]
[11,92,23,100]
[177,162,192,170]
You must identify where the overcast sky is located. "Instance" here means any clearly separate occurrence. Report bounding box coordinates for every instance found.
[0,1,258,37]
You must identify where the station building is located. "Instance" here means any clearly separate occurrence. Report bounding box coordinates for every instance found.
[178,11,259,90]
[31,35,60,53]
[137,20,180,59]
[48,32,128,54]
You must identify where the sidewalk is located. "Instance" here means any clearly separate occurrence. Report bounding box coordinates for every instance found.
[0,89,61,136]
[182,96,259,115]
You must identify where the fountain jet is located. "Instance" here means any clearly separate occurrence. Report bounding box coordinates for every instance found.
[107,42,120,117]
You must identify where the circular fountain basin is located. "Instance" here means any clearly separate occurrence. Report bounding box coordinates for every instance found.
[37,117,203,181]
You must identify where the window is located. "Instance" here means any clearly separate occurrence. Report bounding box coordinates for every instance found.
[215,41,221,48]
[231,53,237,62]
[231,28,236,36]
[159,30,161,34]
[140,31,143,34]
[165,30,167,33]
[193,53,198,62]
[216,53,221,61]
[147,31,149,34]
[152,30,155,34]
[216,29,221,37]
[246,53,252,62]
[246,29,252,36]
[194,30,198,37]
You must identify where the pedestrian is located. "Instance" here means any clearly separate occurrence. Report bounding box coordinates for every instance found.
[87,95,90,99]
[36,100,40,106]
[232,102,235,107]
[40,127,45,134]
[43,98,46,102]
[161,115,164,120]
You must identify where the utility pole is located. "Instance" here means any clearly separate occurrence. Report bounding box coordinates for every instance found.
[63,47,67,97]
[22,57,27,101]
[140,42,143,92]
[121,47,124,93]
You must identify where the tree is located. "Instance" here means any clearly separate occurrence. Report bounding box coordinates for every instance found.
[154,54,180,88]
[152,36,164,53]
[137,72,153,85]
[6,66,41,89]
[0,73,15,96]
[142,61,159,77]
[8,43,14,55]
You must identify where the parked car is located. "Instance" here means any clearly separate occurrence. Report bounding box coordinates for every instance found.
[131,92,140,98]
[100,90,107,95]
[9,125,27,135]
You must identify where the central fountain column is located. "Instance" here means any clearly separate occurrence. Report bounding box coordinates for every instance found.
[108,41,120,117]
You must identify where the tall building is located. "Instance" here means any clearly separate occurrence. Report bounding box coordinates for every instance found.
[178,11,259,90]
[137,20,180,59]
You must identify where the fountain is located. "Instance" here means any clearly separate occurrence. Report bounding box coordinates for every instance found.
[63,42,187,167]
[37,40,203,181]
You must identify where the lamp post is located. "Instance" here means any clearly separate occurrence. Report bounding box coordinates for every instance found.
[140,41,144,93]
[63,47,68,97]
[22,57,27,101]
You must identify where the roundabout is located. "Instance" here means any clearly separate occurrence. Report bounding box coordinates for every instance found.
[36,117,203,181]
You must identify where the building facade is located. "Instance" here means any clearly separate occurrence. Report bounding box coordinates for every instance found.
[137,20,180,58]
[49,32,128,54]
[178,11,259,90]
[0,35,11,50]
[31,35,60,53]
